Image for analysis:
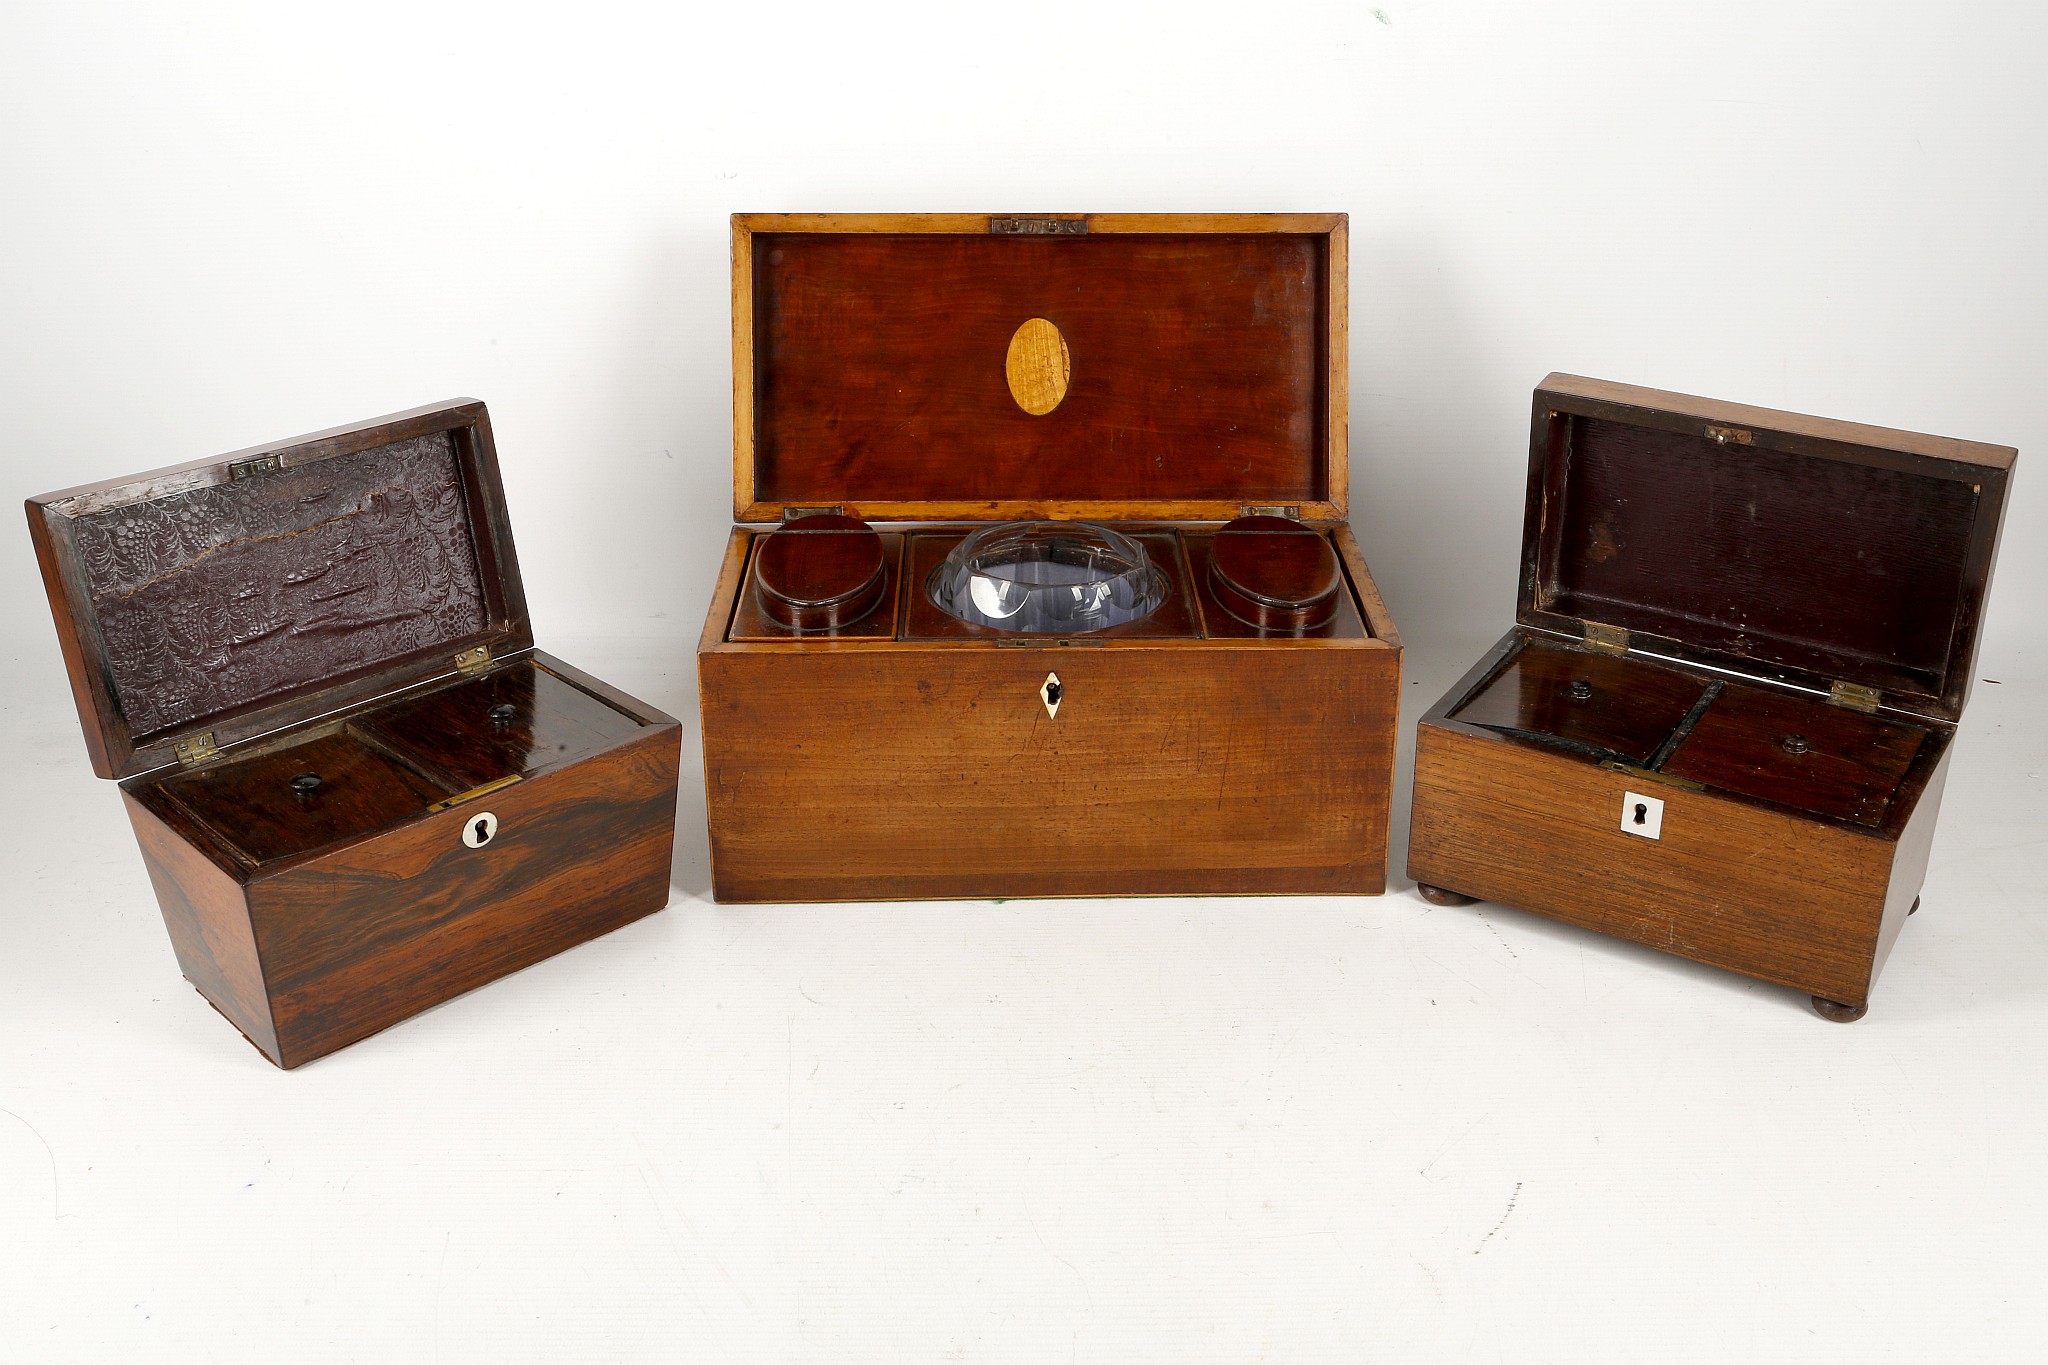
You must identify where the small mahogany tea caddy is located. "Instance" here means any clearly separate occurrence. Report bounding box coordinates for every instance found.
[28,402,682,1067]
[698,213,1402,901]
[1406,375,2014,1020]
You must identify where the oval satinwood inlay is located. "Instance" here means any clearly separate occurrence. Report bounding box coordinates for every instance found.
[1005,317,1071,415]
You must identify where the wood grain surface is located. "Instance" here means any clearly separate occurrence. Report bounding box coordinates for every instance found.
[749,514,889,629]
[125,792,281,1061]
[1521,373,2015,719]
[249,719,678,1068]
[1206,516,1341,629]
[117,650,680,1068]
[1408,716,1904,1005]
[1663,681,1929,826]
[731,213,1348,524]
[701,638,1397,901]
[1004,317,1071,416]
[356,658,653,793]
[1450,638,1707,766]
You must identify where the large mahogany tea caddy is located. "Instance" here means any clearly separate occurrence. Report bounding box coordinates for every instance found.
[28,402,682,1067]
[699,213,1401,901]
[1407,375,2015,1020]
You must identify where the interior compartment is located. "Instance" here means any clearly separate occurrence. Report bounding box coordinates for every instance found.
[1452,635,1937,825]
[926,521,1168,633]
[355,661,649,791]
[1663,681,1931,827]
[900,530,1201,640]
[727,533,904,641]
[1182,531,1367,640]
[154,729,455,867]
[145,660,648,866]
[1450,639,1708,765]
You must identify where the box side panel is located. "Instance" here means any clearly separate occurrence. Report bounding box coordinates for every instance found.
[1407,720,1895,1004]
[1870,739,1953,985]
[121,790,281,1065]
[250,720,680,1068]
[701,644,1396,901]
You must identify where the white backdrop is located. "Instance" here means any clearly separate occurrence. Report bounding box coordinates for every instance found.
[2,3,2043,1361]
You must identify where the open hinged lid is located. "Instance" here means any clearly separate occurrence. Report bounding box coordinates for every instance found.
[1521,374,2015,724]
[732,213,1349,524]
[28,400,532,779]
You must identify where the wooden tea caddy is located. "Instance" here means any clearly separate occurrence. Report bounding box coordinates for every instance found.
[1407,374,2015,1020]
[698,213,1401,901]
[27,401,682,1067]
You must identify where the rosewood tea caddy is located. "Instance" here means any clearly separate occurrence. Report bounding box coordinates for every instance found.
[27,402,682,1067]
[698,213,1402,901]
[1407,374,2015,1020]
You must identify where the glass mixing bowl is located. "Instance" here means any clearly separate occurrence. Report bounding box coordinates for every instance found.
[926,521,1167,633]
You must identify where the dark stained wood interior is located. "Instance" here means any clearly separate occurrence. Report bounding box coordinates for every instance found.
[726,533,905,641]
[1533,411,1989,704]
[1182,532,1367,640]
[1664,681,1930,827]
[1207,515,1341,629]
[155,729,454,867]
[355,660,649,792]
[750,232,1330,507]
[750,514,888,629]
[1450,638,1708,766]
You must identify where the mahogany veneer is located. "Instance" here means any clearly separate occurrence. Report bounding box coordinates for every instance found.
[750,513,888,630]
[29,402,681,1067]
[702,213,1400,901]
[1207,515,1342,630]
[1407,374,2014,1020]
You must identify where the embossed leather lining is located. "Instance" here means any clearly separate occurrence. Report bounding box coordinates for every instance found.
[72,431,488,740]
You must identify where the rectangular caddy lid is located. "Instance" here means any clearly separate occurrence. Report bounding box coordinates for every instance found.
[1521,373,2015,722]
[28,400,531,779]
[733,213,1349,524]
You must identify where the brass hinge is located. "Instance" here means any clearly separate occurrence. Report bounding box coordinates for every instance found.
[989,216,1087,236]
[1239,504,1301,521]
[174,732,221,767]
[1829,680,1881,713]
[228,454,280,480]
[1704,424,1753,446]
[781,505,847,521]
[1583,621,1630,655]
[454,644,492,675]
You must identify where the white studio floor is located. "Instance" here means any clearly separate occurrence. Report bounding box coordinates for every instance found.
[2,627,2044,1363]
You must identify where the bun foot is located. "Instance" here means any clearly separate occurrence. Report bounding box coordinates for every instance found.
[1416,883,1478,908]
[1810,996,1869,1023]
[1908,896,1920,916]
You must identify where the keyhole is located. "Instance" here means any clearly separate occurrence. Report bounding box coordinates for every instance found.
[1633,802,1648,825]
[462,810,499,848]
[473,817,490,844]
[1044,679,1063,707]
